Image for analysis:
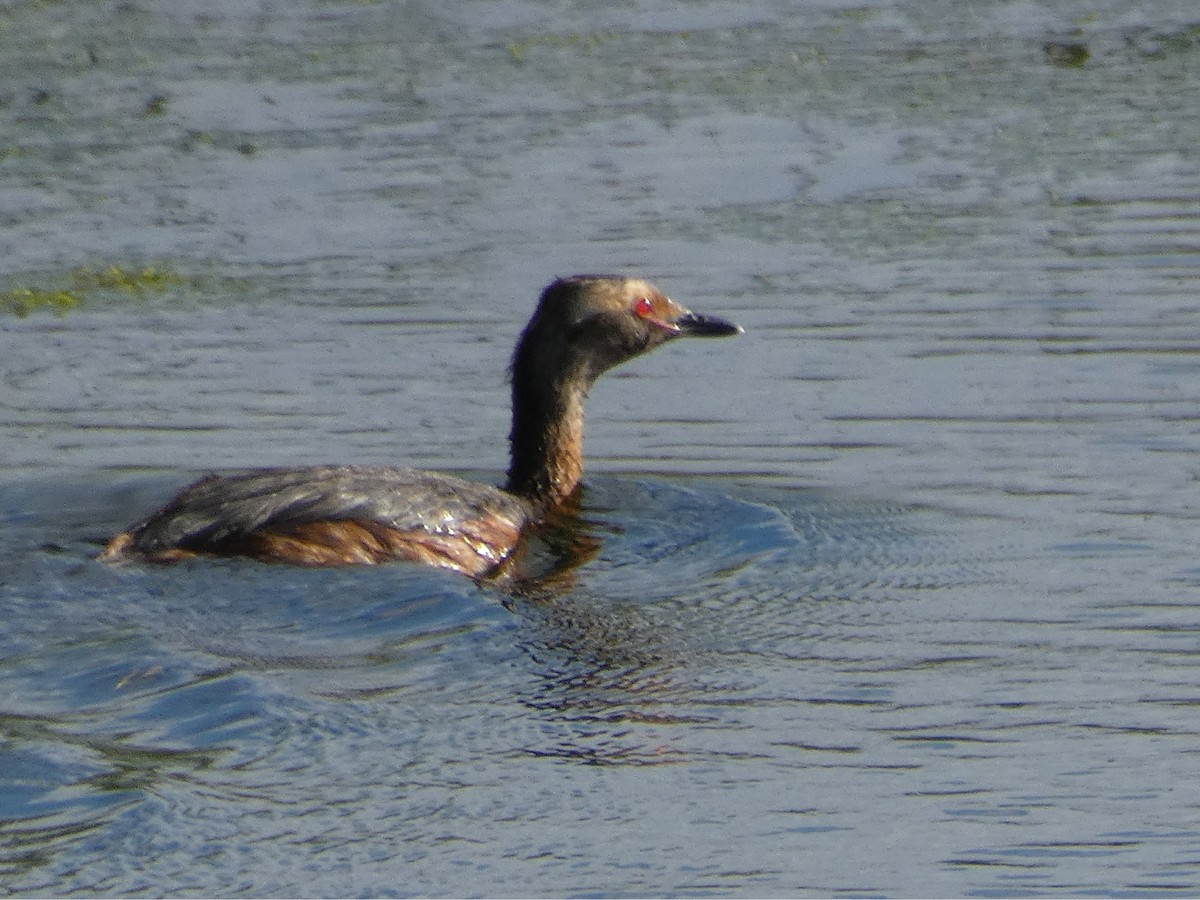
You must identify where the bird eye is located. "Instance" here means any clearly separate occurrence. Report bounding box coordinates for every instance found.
[634,296,654,318]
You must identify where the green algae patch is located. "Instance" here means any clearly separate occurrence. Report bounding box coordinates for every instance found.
[78,264,184,296]
[1044,40,1091,68]
[506,31,620,64]
[2,264,186,317]
[1,286,80,317]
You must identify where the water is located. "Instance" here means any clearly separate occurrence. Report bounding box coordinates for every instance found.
[2,0,1200,895]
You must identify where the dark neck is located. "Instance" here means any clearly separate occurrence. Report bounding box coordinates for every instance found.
[505,366,589,510]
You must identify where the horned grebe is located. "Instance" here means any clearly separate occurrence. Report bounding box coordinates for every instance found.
[99,275,740,575]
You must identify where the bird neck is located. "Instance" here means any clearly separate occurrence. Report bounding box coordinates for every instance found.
[505,367,589,510]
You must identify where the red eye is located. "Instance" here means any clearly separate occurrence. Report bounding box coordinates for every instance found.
[634,296,654,318]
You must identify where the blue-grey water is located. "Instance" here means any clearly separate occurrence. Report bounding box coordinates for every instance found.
[2,0,1200,896]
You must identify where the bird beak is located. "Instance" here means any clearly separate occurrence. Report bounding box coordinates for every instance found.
[674,309,743,337]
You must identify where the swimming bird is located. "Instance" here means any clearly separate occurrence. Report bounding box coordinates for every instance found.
[99,275,741,575]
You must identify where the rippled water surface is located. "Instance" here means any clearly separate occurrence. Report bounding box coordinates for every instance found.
[3,0,1200,896]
